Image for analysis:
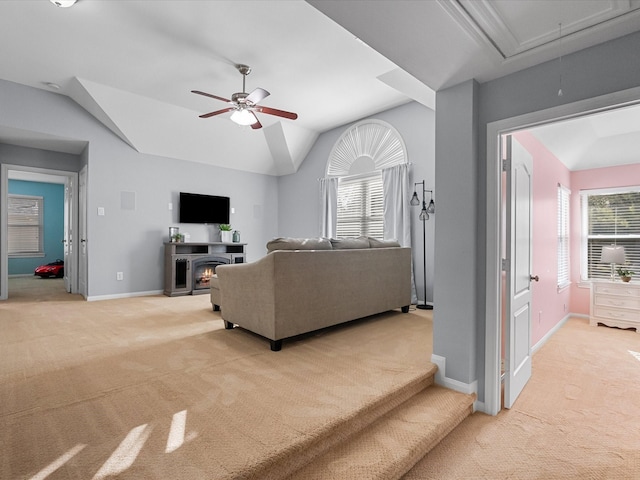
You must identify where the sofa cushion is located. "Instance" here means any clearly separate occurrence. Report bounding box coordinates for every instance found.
[368,237,401,248]
[267,237,333,253]
[330,236,371,249]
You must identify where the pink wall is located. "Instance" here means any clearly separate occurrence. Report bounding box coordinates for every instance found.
[513,132,572,346]
[514,132,640,322]
[569,164,640,314]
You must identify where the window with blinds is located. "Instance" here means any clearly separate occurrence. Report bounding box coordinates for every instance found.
[8,194,44,256]
[336,172,384,239]
[557,185,570,289]
[582,188,640,280]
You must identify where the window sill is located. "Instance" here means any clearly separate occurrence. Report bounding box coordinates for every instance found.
[557,282,571,293]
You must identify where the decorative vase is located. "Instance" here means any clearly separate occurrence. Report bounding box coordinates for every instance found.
[221,231,232,243]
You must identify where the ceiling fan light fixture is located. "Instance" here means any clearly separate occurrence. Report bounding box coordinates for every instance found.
[230,109,258,126]
[50,0,77,7]
[192,64,297,129]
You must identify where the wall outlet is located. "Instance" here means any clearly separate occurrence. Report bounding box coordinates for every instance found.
[116,272,123,281]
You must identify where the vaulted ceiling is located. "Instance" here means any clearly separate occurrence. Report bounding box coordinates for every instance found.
[311,0,640,172]
[1,0,639,174]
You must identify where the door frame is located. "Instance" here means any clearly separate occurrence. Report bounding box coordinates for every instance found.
[484,85,640,415]
[0,164,79,300]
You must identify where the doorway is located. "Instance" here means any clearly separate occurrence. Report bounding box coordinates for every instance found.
[1,164,82,300]
[484,85,640,415]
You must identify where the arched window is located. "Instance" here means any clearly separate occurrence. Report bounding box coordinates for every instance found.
[326,120,407,239]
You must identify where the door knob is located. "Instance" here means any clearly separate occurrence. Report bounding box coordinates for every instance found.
[530,275,539,282]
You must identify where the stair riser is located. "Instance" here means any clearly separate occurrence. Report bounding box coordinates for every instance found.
[247,370,436,480]
[285,386,476,480]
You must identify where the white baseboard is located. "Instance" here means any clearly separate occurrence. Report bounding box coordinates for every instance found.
[432,313,585,415]
[431,354,478,410]
[473,399,486,413]
[87,290,163,302]
[532,313,582,353]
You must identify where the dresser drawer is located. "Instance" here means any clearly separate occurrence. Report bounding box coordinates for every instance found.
[593,283,640,297]
[594,295,640,310]
[593,306,640,322]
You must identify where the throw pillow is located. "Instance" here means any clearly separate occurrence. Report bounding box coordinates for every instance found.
[368,237,401,248]
[266,237,333,253]
[330,236,371,249]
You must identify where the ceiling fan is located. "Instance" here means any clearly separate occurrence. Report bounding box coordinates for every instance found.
[191,64,298,129]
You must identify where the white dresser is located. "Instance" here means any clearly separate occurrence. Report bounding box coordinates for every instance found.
[590,281,640,333]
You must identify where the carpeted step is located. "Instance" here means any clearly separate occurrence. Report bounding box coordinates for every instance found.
[249,363,439,480]
[284,385,476,480]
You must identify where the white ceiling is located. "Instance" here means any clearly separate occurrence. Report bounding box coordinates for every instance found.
[1,0,639,174]
[527,105,640,171]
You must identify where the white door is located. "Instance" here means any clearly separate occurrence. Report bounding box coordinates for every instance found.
[504,135,536,408]
[63,178,73,293]
[78,166,88,298]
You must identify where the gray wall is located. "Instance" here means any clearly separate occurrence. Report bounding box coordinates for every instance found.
[435,30,640,400]
[277,101,436,304]
[0,143,81,172]
[433,80,478,385]
[0,81,435,301]
[0,79,279,298]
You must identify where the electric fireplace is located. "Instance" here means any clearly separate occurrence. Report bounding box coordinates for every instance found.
[192,256,230,292]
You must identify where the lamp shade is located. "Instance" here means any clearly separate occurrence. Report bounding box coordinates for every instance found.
[230,109,257,126]
[600,245,625,264]
[426,198,435,214]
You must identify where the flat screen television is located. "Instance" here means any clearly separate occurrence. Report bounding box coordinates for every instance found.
[179,192,230,224]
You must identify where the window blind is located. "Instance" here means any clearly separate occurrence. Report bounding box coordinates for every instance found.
[8,194,44,256]
[336,172,384,239]
[557,184,570,288]
[583,189,640,280]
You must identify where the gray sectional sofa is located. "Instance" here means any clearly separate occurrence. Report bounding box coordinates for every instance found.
[213,237,412,350]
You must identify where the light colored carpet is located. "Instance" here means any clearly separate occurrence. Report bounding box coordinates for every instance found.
[1,277,438,479]
[403,317,640,479]
[7,279,635,479]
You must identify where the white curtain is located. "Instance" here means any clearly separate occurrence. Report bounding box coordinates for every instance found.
[382,163,417,304]
[319,176,338,238]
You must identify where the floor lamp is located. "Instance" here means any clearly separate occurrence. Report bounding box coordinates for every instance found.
[410,181,435,310]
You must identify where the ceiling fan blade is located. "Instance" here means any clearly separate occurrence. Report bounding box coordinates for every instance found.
[199,107,234,118]
[255,106,298,120]
[245,87,270,105]
[191,90,232,103]
[249,111,262,129]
